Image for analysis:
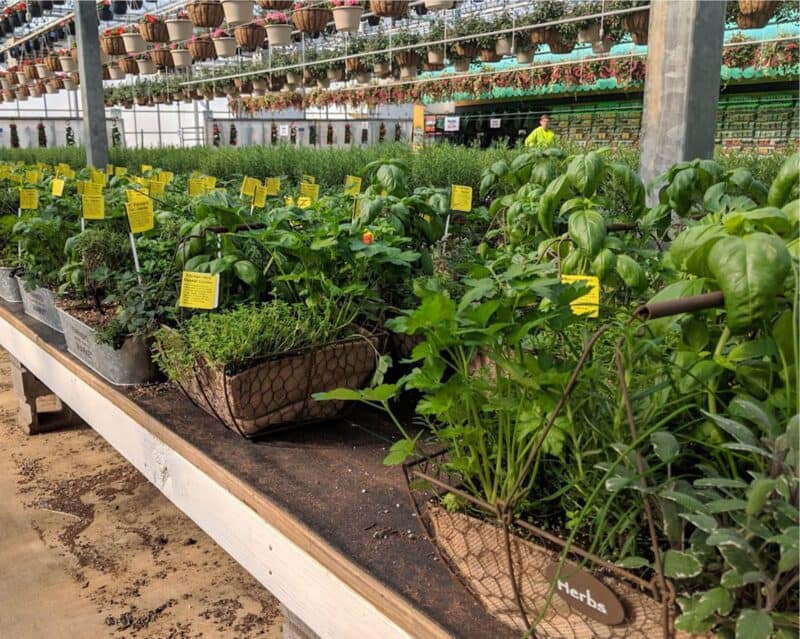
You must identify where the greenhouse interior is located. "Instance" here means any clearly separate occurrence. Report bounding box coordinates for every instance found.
[0,1,797,638]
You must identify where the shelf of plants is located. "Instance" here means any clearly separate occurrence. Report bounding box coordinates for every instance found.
[0,147,797,639]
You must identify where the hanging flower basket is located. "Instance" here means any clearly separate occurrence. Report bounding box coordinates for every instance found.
[530,26,553,45]
[58,55,75,72]
[548,35,575,55]
[394,50,420,67]
[221,0,253,26]
[16,86,30,101]
[427,48,445,64]
[736,0,779,28]
[119,58,140,75]
[24,65,39,81]
[0,76,11,91]
[422,62,444,72]
[234,23,266,51]
[373,61,390,77]
[213,35,237,57]
[30,84,42,98]
[356,71,370,84]
[167,18,194,42]
[45,54,61,72]
[108,65,125,80]
[188,37,217,60]
[258,0,292,8]
[35,64,52,79]
[495,36,512,56]
[70,45,79,62]
[171,48,193,67]
[480,48,502,63]
[332,5,362,32]
[327,65,344,81]
[286,70,301,84]
[369,0,407,18]
[122,31,147,54]
[150,48,174,68]
[400,65,418,79]
[453,58,470,72]
[292,6,331,34]
[345,56,364,73]
[139,18,169,42]
[266,23,292,46]
[137,57,157,75]
[623,8,649,44]
[62,76,76,90]
[101,32,126,56]
[454,42,479,59]
[425,0,453,10]
[578,22,601,44]
[188,0,225,28]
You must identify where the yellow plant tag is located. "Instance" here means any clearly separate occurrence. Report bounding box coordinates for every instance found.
[162,171,174,184]
[203,175,217,191]
[82,194,105,220]
[84,181,103,197]
[297,196,312,209]
[352,197,361,220]
[253,185,267,208]
[149,180,165,197]
[106,163,114,175]
[301,174,316,184]
[51,178,65,198]
[241,176,260,198]
[561,274,600,318]
[344,175,362,196]
[19,189,38,210]
[114,166,127,178]
[126,189,149,203]
[188,178,206,197]
[141,164,153,174]
[62,167,76,180]
[126,199,154,234]
[77,181,85,195]
[299,182,320,203]
[25,170,41,185]
[179,272,220,310]
[450,185,473,212]
[264,177,280,196]
[91,170,107,186]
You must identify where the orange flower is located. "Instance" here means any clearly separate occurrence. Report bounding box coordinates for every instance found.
[362,230,374,245]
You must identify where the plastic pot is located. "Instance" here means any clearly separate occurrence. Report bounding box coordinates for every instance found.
[122,32,147,54]
[516,50,534,64]
[427,48,445,64]
[495,36,512,56]
[332,5,362,32]
[137,58,156,74]
[221,0,253,26]
[166,18,193,42]
[578,22,601,44]
[213,36,237,57]
[59,56,76,72]
[171,49,193,67]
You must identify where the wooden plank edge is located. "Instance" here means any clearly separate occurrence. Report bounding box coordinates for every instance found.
[0,307,453,639]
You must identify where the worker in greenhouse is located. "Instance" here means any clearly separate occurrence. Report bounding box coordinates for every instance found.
[524,113,555,147]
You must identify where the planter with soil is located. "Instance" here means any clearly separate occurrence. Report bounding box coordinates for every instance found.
[188,0,225,28]
[369,0,408,18]
[0,267,22,303]
[56,306,158,386]
[17,279,63,332]
[292,6,331,34]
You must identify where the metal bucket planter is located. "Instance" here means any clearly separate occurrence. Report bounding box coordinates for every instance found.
[404,455,677,639]
[56,308,157,386]
[172,332,381,438]
[17,280,63,333]
[0,268,22,303]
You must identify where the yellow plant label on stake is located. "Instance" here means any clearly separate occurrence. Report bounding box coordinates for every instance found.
[51,178,65,197]
[114,166,127,178]
[241,176,260,198]
[203,176,217,191]
[561,274,600,318]
[301,174,316,184]
[91,170,107,186]
[188,178,206,197]
[82,194,105,220]
[25,170,41,185]
[162,171,174,184]
[299,182,320,203]
[344,175,362,196]
[253,185,267,208]
[106,163,114,175]
[264,177,280,196]
[126,189,149,203]
[352,197,361,221]
[84,181,103,197]
[450,185,473,212]
[297,196,313,209]
[179,272,220,310]
[141,164,153,174]
[149,180,165,197]
[126,199,154,234]
[19,189,38,210]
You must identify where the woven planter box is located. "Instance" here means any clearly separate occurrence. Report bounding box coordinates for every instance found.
[214,36,237,57]
[166,18,194,43]
[736,0,778,28]
[150,48,174,68]
[45,55,61,72]
[234,24,265,51]
[394,50,420,67]
[139,20,169,43]
[454,42,478,59]
[188,39,216,60]
[174,332,380,436]
[101,34,125,56]
[258,0,292,8]
[369,0,408,18]
[292,7,331,34]
[188,1,225,28]
[119,58,139,75]
[266,23,292,46]
[221,0,253,25]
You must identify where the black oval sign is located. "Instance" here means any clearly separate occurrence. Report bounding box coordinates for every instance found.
[543,561,626,626]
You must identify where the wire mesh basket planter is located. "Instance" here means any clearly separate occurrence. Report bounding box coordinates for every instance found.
[292,6,331,34]
[100,33,125,56]
[369,0,409,19]
[139,20,169,43]
[188,38,217,61]
[171,330,384,438]
[404,453,677,639]
[187,0,225,28]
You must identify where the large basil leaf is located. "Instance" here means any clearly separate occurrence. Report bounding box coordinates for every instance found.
[616,254,646,290]
[568,209,606,258]
[668,223,728,277]
[667,168,699,215]
[767,153,799,208]
[707,233,792,333]
[591,248,616,280]
[566,152,604,197]
[723,207,792,237]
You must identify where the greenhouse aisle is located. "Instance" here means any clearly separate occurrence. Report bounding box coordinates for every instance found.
[0,353,284,639]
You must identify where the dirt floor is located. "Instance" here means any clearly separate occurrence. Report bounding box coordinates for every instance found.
[0,351,284,639]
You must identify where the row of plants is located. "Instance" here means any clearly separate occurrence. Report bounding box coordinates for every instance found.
[0,145,797,637]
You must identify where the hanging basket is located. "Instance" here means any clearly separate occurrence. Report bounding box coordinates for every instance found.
[171,48,193,67]
[35,64,52,79]
[24,66,39,81]
[45,55,61,72]
[150,48,174,68]
[70,46,79,62]
[425,0,453,10]
[221,0,253,26]
[356,71,371,84]
[100,33,126,56]
[188,0,225,28]
[394,50,420,68]
[578,22,601,44]
[369,0,408,18]
[188,38,217,60]
[257,0,292,8]
[345,56,364,73]
[736,0,779,28]
[139,20,169,43]
[213,36,237,57]
[58,56,75,72]
[332,5,362,32]
[292,6,332,33]
[530,27,551,45]
[119,58,139,75]
[495,36,512,56]
[286,70,301,84]
[427,48,445,64]
[108,65,125,80]
[623,8,649,43]
[16,87,30,100]
[137,58,157,75]
[166,18,194,42]
[479,48,501,63]
[373,61,391,77]
[171,331,381,437]
[548,35,576,55]
[234,23,266,51]
[454,42,479,59]
[63,77,76,90]
[122,31,147,54]
[266,23,292,46]
[453,58,470,72]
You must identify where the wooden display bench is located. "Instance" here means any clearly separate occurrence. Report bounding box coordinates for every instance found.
[0,300,510,639]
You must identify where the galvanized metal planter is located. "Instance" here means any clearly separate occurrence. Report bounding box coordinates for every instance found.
[17,279,63,332]
[0,267,22,302]
[56,308,157,386]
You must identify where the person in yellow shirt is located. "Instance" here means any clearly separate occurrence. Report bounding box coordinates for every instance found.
[524,114,555,147]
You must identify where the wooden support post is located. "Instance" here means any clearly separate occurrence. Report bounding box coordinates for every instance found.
[7,355,81,435]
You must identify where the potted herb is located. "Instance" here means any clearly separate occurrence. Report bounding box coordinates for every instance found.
[187,0,225,28]
[166,9,194,43]
[221,0,253,25]
[212,28,237,57]
[264,10,292,46]
[139,13,169,43]
[0,213,21,303]
[330,0,363,33]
